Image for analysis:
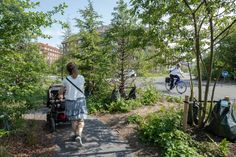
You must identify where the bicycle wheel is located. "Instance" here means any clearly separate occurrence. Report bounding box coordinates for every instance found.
[176,81,187,94]
[165,82,171,91]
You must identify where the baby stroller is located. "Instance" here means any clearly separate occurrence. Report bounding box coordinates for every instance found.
[46,84,69,132]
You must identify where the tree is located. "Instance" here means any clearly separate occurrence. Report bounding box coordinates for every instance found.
[106,0,140,97]
[74,0,110,96]
[202,27,236,80]
[0,0,66,119]
[0,0,66,52]
[62,19,73,41]
[131,0,236,127]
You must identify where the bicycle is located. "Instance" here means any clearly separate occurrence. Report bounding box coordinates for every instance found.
[165,77,187,94]
[108,75,137,101]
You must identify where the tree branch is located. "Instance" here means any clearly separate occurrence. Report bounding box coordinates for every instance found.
[198,16,207,33]
[213,19,236,42]
[183,0,192,12]
[201,28,233,53]
[193,1,204,14]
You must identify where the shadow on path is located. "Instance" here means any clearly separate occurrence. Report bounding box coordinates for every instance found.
[53,117,135,157]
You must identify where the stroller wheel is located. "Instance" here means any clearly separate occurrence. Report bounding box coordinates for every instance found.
[50,118,56,132]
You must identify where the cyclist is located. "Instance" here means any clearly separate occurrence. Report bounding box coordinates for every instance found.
[169,63,184,90]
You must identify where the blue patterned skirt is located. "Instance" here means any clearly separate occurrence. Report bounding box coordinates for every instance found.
[65,98,88,120]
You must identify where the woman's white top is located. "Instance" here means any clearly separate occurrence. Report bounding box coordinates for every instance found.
[62,75,85,100]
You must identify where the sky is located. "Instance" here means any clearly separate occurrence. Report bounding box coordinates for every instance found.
[33,0,130,48]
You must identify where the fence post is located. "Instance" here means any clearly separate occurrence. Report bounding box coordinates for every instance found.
[183,95,189,131]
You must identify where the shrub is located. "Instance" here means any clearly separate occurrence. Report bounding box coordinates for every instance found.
[165,95,183,103]
[160,130,201,157]
[109,99,132,113]
[86,83,113,113]
[127,114,143,124]
[0,101,27,121]
[138,108,204,156]
[219,139,229,156]
[87,99,107,114]
[139,108,182,144]
[138,107,228,157]
[140,87,162,106]
[108,99,142,113]
[0,129,9,138]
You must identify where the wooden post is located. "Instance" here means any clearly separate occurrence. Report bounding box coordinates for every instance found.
[183,95,189,131]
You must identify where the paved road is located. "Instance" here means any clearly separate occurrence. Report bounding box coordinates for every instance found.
[136,74,236,102]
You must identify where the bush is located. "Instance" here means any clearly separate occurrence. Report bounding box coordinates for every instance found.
[160,130,201,157]
[165,95,183,103]
[0,129,9,138]
[138,108,202,156]
[138,107,228,157]
[127,114,143,124]
[87,98,108,114]
[138,108,203,157]
[0,101,27,121]
[139,108,182,144]
[108,99,142,113]
[86,82,113,113]
[216,139,229,156]
[140,87,162,106]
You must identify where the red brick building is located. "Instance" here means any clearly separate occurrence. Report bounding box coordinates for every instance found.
[38,43,62,65]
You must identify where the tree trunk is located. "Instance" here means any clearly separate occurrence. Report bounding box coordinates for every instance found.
[188,62,194,101]
[203,15,214,124]
[193,14,203,127]
[119,39,126,98]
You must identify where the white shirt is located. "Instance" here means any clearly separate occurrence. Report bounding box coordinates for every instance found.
[62,75,85,100]
[170,67,182,76]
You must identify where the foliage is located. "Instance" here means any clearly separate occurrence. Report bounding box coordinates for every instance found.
[139,87,162,106]
[201,28,236,80]
[0,0,67,51]
[73,0,111,96]
[160,130,201,157]
[87,97,110,114]
[105,0,144,97]
[86,82,113,113]
[0,101,27,121]
[130,0,236,128]
[0,129,9,138]
[108,99,142,113]
[165,95,183,104]
[0,0,66,126]
[139,108,182,144]
[138,107,228,156]
[138,108,203,156]
[127,114,143,124]
[218,139,229,157]
[87,86,161,113]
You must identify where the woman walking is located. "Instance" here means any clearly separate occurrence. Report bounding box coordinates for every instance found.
[59,62,87,146]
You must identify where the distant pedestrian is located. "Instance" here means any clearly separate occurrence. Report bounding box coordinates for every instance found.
[169,63,184,89]
[59,62,87,146]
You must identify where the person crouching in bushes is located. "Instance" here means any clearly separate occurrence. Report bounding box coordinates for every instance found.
[59,62,87,146]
